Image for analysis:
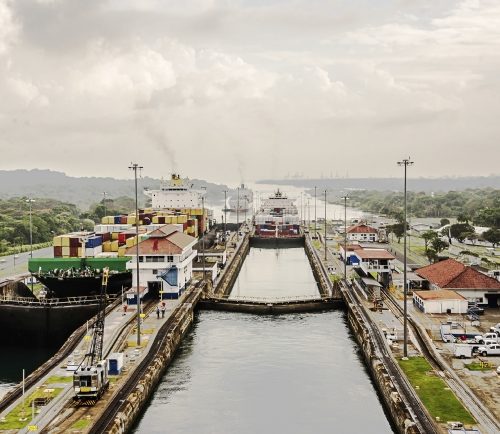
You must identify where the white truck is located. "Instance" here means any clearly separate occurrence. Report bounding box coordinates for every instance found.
[474,332,499,345]
[453,344,479,359]
[477,343,500,357]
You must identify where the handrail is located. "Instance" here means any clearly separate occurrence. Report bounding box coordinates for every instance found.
[214,294,324,303]
[0,294,109,306]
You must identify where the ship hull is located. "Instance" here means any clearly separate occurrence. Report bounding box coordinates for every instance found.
[0,302,100,347]
[250,235,305,248]
[36,272,132,298]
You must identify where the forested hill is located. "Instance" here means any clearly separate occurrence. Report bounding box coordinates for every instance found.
[257,176,500,192]
[0,169,231,210]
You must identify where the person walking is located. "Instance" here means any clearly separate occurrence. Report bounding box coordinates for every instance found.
[156,305,160,319]
[161,302,166,318]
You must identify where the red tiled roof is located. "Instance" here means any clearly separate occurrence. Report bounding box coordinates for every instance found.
[446,267,500,290]
[125,238,182,255]
[414,289,466,301]
[354,249,395,260]
[416,258,500,290]
[347,224,377,234]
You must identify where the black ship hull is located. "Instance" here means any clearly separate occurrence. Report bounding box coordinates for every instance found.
[250,235,305,248]
[36,272,132,298]
[0,302,100,347]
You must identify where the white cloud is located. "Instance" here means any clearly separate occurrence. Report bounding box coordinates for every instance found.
[0,0,19,56]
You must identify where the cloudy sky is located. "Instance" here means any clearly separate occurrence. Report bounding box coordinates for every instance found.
[0,0,499,184]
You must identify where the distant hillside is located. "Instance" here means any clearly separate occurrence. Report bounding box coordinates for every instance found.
[257,176,500,192]
[0,170,232,210]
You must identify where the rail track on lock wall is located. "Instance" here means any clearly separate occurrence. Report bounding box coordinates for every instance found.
[87,282,204,434]
[379,287,500,434]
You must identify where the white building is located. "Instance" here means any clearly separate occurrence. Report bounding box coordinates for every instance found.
[347,224,379,242]
[413,290,468,314]
[126,225,197,299]
[144,174,204,209]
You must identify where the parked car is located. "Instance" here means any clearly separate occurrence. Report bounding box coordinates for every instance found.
[467,306,485,316]
[453,344,479,359]
[478,344,500,357]
[474,333,499,344]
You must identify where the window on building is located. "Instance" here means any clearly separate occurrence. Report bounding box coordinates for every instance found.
[152,269,158,275]
[167,256,174,262]
[139,256,144,262]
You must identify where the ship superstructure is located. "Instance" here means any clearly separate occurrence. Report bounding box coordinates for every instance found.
[254,190,300,238]
[224,184,253,212]
[144,174,204,209]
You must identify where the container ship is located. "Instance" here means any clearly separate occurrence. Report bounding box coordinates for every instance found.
[251,190,303,246]
[5,174,211,346]
[224,184,253,212]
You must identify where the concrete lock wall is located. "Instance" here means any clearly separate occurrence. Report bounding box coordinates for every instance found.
[105,289,202,434]
[347,302,421,434]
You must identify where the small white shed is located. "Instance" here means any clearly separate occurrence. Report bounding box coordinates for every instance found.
[413,290,468,314]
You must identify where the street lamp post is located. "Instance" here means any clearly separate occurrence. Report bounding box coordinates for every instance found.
[314,186,317,236]
[26,199,35,259]
[341,195,349,284]
[129,162,143,347]
[397,157,414,359]
[201,187,207,283]
[236,187,240,242]
[223,190,228,240]
[324,190,327,261]
[103,192,107,218]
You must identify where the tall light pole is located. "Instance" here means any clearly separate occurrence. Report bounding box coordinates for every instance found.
[129,163,143,346]
[236,187,240,242]
[223,190,228,239]
[103,192,107,218]
[314,186,317,236]
[324,190,327,261]
[341,194,349,284]
[397,157,413,359]
[26,198,35,259]
[201,187,207,283]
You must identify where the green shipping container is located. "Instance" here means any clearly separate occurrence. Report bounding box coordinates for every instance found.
[29,257,131,273]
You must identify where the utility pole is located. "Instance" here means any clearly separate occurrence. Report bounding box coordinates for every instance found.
[341,194,349,284]
[202,195,206,283]
[236,187,240,241]
[324,190,327,261]
[397,157,413,359]
[314,186,317,236]
[129,162,143,346]
[223,190,228,240]
[26,198,35,259]
[103,192,107,218]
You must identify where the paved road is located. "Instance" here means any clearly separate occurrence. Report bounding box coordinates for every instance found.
[0,247,53,279]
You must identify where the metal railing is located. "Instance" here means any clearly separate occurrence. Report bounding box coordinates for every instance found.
[214,294,324,303]
[0,294,107,306]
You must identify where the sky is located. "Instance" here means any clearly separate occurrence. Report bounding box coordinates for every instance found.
[0,0,499,184]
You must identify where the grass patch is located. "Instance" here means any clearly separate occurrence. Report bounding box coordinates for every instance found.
[0,387,62,429]
[398,357,475,425]
[312,240,321,249]
[465,362,494,372]
[45,375,72,384]
[70,418,91,430]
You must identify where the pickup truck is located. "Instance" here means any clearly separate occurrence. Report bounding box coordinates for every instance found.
[474,333,499,344]
[477,344,500,357]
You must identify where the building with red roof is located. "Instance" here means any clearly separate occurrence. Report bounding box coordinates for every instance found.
[126,224,197,299]
[416,258,500,308]
[347,224,379,242]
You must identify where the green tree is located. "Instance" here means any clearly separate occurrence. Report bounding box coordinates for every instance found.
[440,218,450,227]
[431,237,449,255]
[421,230,438,253]
[449,223,474,241]
[426,248,438,264]
[482,228,500,247]
[388,223,405,243]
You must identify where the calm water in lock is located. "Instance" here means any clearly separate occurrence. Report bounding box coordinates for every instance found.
[133,247,394,434]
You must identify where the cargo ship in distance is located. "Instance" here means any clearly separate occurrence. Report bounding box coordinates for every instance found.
[251,190,303,247]
[223,184,253,212]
